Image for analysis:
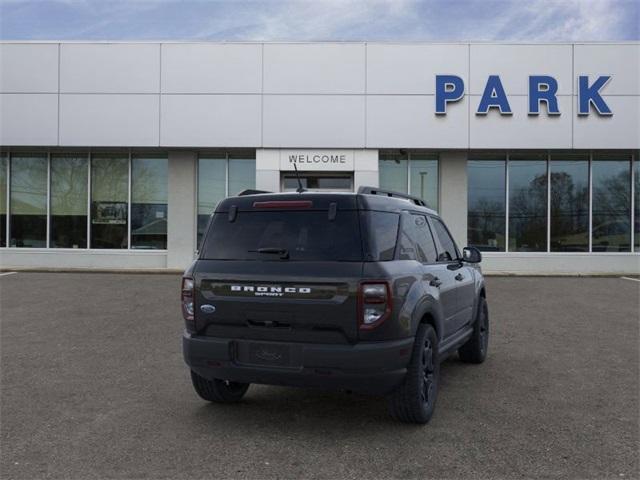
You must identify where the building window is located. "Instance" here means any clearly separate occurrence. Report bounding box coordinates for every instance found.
[508,153,548,252]
[0,154,7,247]
[550,154,589,252]
[379,151,438,210]
[468,156,506,252]
[197,151,256,248]
[635,157,639,251]
[50,154,88,248]
[468,150,638,253]
[10,154,47,248]
[592,153,632,252]
[131,155,168,249]
[91,154,128,249]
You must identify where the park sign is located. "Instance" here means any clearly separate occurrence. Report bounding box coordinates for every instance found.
[435,75,613,116]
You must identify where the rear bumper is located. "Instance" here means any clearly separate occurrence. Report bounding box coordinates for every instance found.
[183,332,414,396]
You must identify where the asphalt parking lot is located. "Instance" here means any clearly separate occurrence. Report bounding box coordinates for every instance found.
[1,273,638,480]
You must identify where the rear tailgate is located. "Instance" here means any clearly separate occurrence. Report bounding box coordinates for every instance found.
[193,260,362,344]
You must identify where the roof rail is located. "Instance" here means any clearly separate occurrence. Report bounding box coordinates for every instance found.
[237,189,272,196]
[357,186,428,207]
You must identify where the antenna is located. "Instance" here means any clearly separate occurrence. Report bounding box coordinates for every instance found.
[293,163,306,193]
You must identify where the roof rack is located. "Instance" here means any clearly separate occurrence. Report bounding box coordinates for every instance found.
[357,186,428,207]
[237,189,272,196]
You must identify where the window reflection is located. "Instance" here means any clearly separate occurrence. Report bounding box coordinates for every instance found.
[409,155,438,210]
[91,155,128,249]
[197,154,256,248]
[508,155,547,252]
[550,155,589,252]
[10,154,47,248]
[468,158,506,251]
[131,156,168,250]
[50,155,88,248]
[379,151,408,193]
[228,154,256,197]
[592,155,631,252]
[0,155,6,247]
[635,158,639,251]
[197,155,226,248]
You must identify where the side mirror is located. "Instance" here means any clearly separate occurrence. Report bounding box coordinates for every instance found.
[462,246,482,263]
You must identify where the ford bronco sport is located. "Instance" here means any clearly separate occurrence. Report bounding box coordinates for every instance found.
[182,187,488,424]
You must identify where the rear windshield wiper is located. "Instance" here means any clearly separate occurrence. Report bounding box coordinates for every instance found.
[248,247,290,259]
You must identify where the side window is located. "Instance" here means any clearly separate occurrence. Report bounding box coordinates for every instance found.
[412,215,438,263]
[398,226,417,260]
[363,211,399,261]
[398,214,437,263]
[431,217,459,262]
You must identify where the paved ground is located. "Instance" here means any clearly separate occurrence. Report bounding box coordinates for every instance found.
[1,273,638,480]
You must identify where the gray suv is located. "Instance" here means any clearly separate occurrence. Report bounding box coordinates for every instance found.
[182,187,489,424]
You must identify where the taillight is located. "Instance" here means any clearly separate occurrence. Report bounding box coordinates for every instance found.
[181,277,194,322]
[358,282,392,330]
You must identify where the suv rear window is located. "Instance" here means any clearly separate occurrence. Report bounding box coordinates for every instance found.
[201,211,363,261]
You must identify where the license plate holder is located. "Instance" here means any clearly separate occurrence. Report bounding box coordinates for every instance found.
[237,342,292,367]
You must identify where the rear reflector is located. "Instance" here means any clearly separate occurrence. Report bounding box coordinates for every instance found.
[253,200,313,209]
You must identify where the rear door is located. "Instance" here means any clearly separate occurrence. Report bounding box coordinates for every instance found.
[193,204,364,344]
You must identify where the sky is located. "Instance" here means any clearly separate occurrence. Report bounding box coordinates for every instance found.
[0,0,638,42]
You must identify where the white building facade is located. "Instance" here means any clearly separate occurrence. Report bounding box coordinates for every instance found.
[0,41,638,274]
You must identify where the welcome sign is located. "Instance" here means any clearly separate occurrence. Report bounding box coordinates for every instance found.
[279,150,355,171]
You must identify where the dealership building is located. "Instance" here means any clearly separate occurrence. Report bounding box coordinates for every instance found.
[0,41,638,274]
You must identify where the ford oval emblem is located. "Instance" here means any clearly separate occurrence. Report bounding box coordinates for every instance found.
[200,304,216,314]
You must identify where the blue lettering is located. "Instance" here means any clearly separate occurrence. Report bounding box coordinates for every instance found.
[435,75,464,115]
[529,75,560,115]
[476,75,512,115]
[578,75,612,116]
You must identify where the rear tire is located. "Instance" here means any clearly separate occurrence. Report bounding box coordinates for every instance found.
[458,296,489,364]
[388,324,440,424]
[190,370,250,403]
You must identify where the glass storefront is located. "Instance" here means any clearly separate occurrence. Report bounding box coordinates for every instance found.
[197,151,256,247]
[468,150,638,253]
[508,153,548,252]
[468,156,506,251]
[0,151,170,250]
[50,154,88,248]
[0,154,6,247]
[592,153,632,252]
[91,154,128,249]
[10,154,47,248]
[131,155,168,249]
[379,151,438,210]
[549,154,589,252]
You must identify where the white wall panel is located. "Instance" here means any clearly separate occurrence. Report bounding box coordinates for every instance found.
[263,95,364,147]
[0,44,58,93]
[60,43,160,93]
[161,95,261,147]
[263,43,365,94]
[367,44,468,94]
[161,44,262,93]
[366,95,468,148]
[574,44,640,95]
[469,95,573,149]
[59,94,159,146]
[573,96,640,149]
[0,94,58,145]
[470,44,573,95]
